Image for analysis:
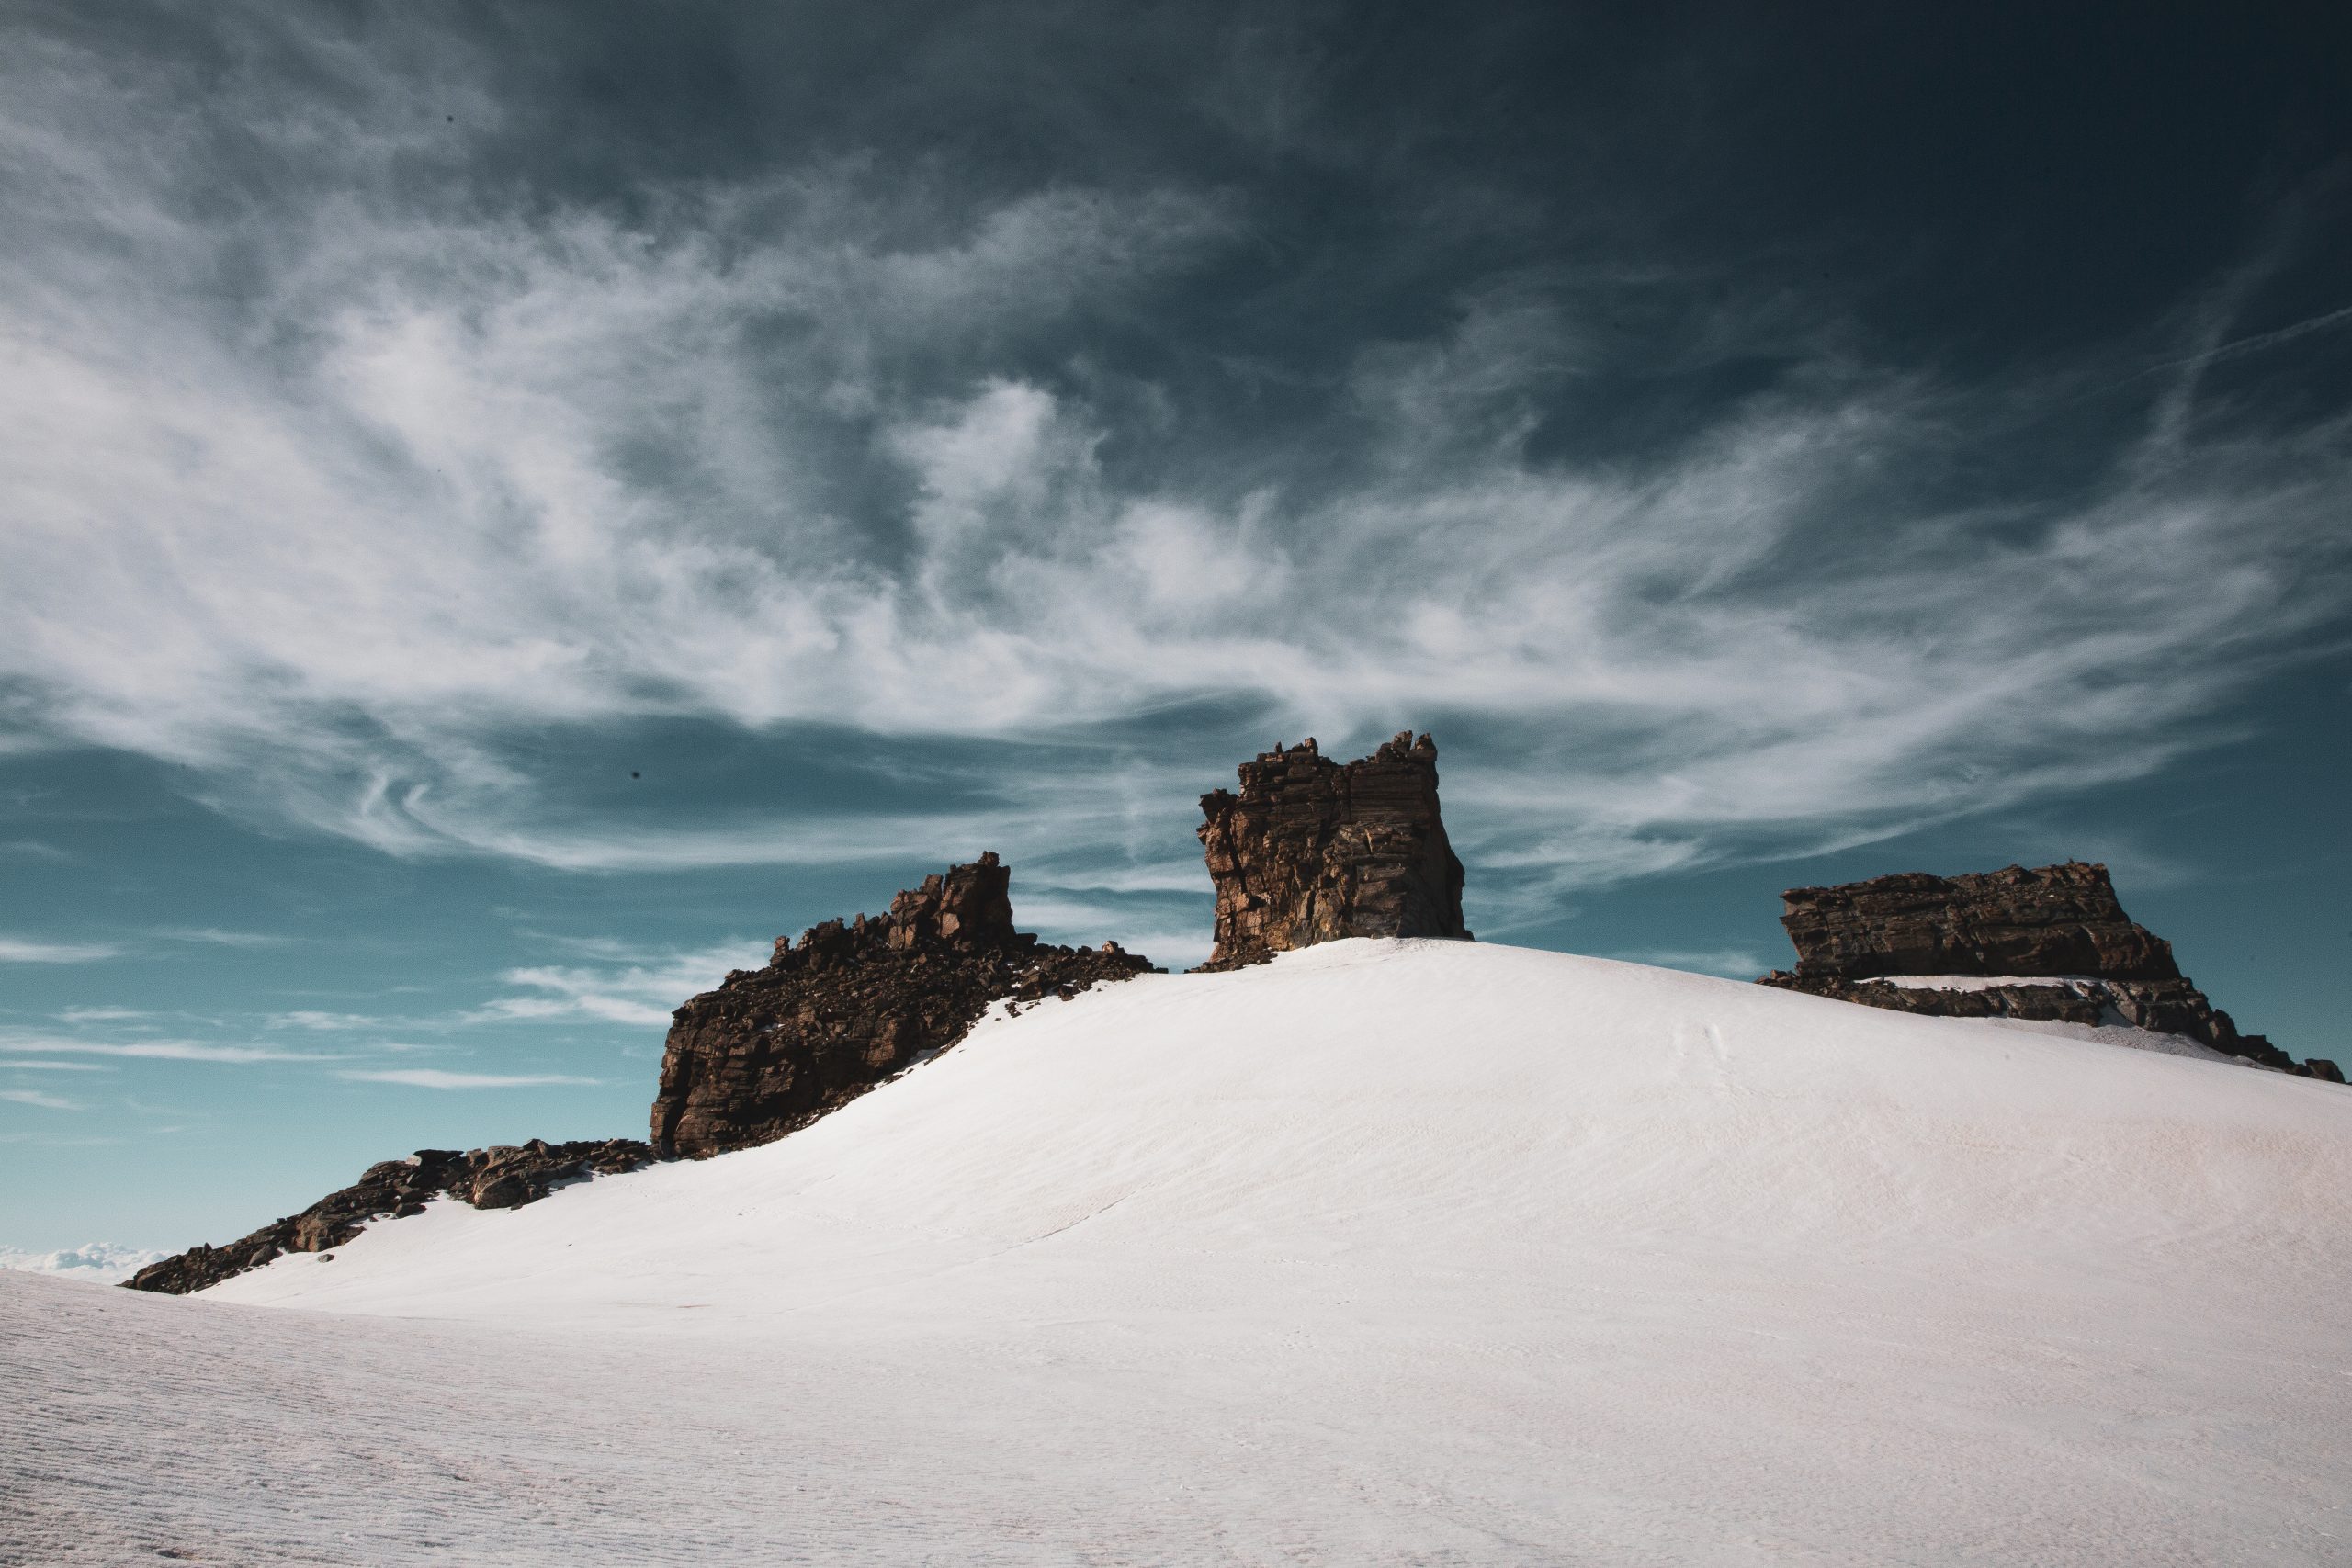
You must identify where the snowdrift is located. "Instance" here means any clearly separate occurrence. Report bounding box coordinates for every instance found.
[12,939,2350,1564]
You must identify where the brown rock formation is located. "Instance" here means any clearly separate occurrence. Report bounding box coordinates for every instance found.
[1196,732,1470,970]
[123,1138,654,1295]
[1758,863,2341,1080]
[650,852,1157,1158]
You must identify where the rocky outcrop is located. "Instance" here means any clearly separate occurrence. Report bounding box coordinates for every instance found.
[123,853,1154,1294]
[1758,863,2342,1081]
[650,852,1157,1158]
[1196,732,1470,970]
[123,1138,653,1295]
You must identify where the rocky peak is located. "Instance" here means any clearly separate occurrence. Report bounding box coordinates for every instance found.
[1196,731,1471,970]
[651,853,1155,1158]
[1758,862,2340,1082]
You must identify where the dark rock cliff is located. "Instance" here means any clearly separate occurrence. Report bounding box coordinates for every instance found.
[650,852,1156,1158]
[1757,863,2341,1081]
[1196,732,1470,970]
[123,1139,654,1294]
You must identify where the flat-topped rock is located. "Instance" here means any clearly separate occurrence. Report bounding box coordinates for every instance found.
[1196,732,1470,970]
[1772,863,2179,983]
[1758,863,2340,1081]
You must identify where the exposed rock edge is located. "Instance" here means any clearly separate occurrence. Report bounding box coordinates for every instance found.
[123,1139,654,1294]
[1196,731,1470,971]
[1757,863,2341,1081]
[650,852,1157,1159]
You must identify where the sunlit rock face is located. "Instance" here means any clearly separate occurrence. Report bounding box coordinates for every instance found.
[1196,732,1471,971]
[650,852,1156,1157]
[1757,863,2341,1081]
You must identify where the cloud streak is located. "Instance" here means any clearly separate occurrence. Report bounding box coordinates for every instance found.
[0,938,121,963]
[0,1038,328,1064]
[0,1088,82,1110]
[469,942,769,1030]
[339,1069,602,1090]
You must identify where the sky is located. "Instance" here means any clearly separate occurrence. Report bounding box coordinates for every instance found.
[4,1,2349,1253]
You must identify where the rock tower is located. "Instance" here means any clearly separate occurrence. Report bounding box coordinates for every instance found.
[1196,732,1471,970]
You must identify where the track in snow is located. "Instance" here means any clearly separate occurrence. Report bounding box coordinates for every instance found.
[7,939,2348,1564]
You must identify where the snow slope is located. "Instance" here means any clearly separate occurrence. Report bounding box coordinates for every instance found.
[9,939,2350,1564]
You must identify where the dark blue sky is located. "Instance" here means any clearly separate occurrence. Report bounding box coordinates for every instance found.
[5,1,2349,1250]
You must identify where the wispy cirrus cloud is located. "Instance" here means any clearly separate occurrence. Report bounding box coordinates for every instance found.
[338,1068,601,1090]
[0,2,2346,931]
[155,928,298,949]
[0,938,121,963]
[468,942,767,1030]
[268,1010,388,1032]
[0,1038,327,1064]
[1,1088,83,1110]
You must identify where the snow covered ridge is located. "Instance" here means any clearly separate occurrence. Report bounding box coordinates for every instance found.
[118,749,2338,1304]
[17,939,2346,1563]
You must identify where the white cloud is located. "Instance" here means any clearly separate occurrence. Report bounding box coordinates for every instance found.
[57,1007,149,1022]
[0,1241,166,1283]
[338,1069,601,1089]
[468,941,768,1029]
[1010,894,1210,970]
[0,1038,325,1064]
[0,938,121,963]
[1,1088,82,1110]
[157,928,297,948]
[5,1060,114,1072]
[269,1010,387,1032]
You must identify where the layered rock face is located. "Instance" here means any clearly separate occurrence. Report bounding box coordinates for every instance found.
[1758,863,2341,1081]
[650,852,1156,1158]
[124,1139,652,1294]
[1197,732,1470,971]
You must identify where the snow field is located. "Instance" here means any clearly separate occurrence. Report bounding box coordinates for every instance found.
[7,939,2348,1564]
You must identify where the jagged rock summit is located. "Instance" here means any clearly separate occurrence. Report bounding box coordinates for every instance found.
[650,852,1156,1158]
[1196,731,1470,970]
[1758,862,2341,1080]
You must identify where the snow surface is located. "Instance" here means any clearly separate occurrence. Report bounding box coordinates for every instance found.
[7,939,2350,1564]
